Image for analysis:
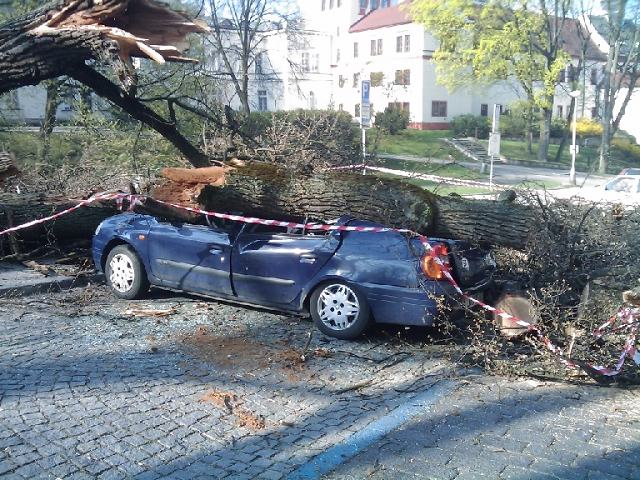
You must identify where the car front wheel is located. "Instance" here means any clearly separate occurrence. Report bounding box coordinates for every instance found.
[310,282,371,340]
[105,245,149,300]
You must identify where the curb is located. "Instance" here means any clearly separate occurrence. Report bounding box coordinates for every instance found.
[0,273,104,298]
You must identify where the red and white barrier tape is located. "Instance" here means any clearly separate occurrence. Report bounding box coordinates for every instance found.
[1,191,638,379]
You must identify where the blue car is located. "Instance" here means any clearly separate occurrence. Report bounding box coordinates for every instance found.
[92,213,496,339]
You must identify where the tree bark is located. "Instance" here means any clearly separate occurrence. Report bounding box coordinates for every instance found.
[0,193,115,244]
[537,106,552,162]
[190,164,534,249]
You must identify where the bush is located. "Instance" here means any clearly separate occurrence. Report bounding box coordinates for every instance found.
[550,117,568,139]
[612,138,640,163]
[374,105,410,135]
[575,118,603,137]
[450,114,490,139]
[239,111,272,138]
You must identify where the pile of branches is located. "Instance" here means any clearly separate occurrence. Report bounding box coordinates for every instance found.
[206,109,358,171]
[461,192,640,383]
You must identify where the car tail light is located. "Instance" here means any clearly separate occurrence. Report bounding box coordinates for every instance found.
[420,244,450,280]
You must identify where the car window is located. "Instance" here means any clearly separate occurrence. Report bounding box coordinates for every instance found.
[605,177,637,192]
[244,222,330,237]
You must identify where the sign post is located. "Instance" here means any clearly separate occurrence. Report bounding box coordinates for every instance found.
[487,104,502,190]
[361,80,371,175]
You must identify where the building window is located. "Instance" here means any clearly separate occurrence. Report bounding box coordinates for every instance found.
[480,104,488,117]
[339,75,346,88]
[370,39,376,56]
[337,26,340,36]
[404,34,410,52]
[557,105,564,118]
[322,0,326,10]
[567,65,576,82]
[255,53,263,74]
[359,0,367,15]
[377,39,383,55]
[353,72,360,88]
[396,36,403,53]
[354,42,359,58]
[338,0,342,6]
[312,53,320,72]
[258,90,268,111]
[389,102,410,114]
[558,68,566,83]
[309,91,316,110]
[394,69,410,85]
[336,48,341,63]
[355,103,361,117]
[591,106,598,119]
[432,101,447,117]
[330,0,334,8]
[591,67,599,85]
[338,103,344,111]
[370,72,384,87]
[302,52,310,72]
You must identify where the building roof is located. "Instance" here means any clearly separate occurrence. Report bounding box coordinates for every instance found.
[349,4,412,33]
[558,18,607,62]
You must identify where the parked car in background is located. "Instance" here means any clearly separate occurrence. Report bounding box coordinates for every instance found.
[93,213,496,339]
[619,168,640,175]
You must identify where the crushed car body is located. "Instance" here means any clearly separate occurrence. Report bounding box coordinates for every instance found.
[93,213,496,339]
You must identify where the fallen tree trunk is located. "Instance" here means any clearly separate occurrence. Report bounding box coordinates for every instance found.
[0,193,115,245]
[152,164,535,249]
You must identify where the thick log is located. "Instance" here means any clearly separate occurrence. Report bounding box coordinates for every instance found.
[189,164,534,249]
[0,194,115,244]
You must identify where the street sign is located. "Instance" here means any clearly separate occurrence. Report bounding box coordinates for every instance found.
[361,80,371,127]
[569,145,580,155]
[488,132,501,157]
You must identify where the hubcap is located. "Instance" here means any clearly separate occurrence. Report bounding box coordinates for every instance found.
[317,284,360,331]
[109,253,135,293]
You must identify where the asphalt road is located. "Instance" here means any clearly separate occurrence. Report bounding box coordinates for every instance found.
[378,153,612,189]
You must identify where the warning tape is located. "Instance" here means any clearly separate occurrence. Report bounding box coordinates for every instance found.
[1,191,638,379]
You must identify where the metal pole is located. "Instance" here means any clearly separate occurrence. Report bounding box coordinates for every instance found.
[489,154,494,190]
[361,126,366,175]
[570,101,577,186]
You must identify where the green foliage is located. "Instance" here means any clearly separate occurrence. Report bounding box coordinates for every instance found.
[450,115,490,139]
[410,0,570,115]
[374,105,410,135]
[612,138,640,163]
[370,72,385,87]
[575,118,603,137]
[550,117,568,139]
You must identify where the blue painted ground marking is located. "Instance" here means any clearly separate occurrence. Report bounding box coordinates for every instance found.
[288,380,455,480]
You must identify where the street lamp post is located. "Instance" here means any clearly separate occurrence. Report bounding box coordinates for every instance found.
[569,90,580,186]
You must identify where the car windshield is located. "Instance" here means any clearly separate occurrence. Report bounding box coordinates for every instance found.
[605,177,638,193]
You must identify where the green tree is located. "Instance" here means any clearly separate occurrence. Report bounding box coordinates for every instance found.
[410,0,572,161]
[597,0,640,173]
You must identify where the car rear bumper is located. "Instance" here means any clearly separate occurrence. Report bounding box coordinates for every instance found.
[360,280,492,327]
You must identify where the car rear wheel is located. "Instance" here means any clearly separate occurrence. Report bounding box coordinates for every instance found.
[105,245,149,300]
[310,282,371,340]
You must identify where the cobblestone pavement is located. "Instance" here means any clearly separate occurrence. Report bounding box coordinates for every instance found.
[1,286,639,480]
[326,377,640,480]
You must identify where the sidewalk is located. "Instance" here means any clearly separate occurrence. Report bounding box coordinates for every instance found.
[0,262,101,297]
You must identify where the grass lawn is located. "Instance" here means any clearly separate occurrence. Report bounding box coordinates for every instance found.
[368,129,465,160]
[373,171,491,196]
[370,157,487,180]
[478,138,632,174]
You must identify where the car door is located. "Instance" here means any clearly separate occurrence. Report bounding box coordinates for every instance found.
[232,227,340,306]
[147,219,233,296]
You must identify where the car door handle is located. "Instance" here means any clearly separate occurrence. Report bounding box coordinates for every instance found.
[209,246,224,254]
[300,254,316,264]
